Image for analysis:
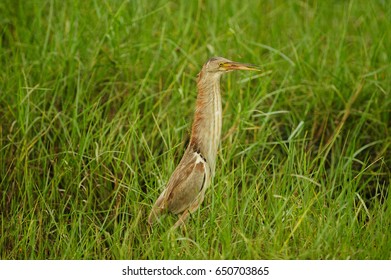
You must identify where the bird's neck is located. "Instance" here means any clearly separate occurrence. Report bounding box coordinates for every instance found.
[190,72,222,175]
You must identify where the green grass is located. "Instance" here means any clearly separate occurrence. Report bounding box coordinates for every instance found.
[1,0,390,259]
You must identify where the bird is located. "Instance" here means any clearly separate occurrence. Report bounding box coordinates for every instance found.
[148,57,260,228]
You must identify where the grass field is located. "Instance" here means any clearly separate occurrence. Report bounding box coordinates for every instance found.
[1,0,390,259]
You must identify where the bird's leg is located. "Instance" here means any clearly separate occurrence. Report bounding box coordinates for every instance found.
[173,210,190,229]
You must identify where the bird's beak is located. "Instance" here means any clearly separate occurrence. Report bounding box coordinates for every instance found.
[221,61,261,71]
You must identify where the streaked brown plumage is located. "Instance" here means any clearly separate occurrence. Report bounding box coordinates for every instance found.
[148,57,260,228]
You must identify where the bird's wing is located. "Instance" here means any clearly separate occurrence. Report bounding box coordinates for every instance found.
[148,148,209,224]
[165,150,208,214]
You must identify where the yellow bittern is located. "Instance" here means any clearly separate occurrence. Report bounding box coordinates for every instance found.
[148,57,259,228]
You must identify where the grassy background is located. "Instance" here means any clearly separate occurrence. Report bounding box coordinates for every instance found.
[1,0,390,259]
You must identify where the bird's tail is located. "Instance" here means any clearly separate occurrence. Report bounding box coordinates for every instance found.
[148,190,166,225]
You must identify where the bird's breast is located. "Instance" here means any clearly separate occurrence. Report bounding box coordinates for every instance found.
[191,75,222,176]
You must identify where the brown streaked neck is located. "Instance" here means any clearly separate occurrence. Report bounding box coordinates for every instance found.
[189,70,223,176]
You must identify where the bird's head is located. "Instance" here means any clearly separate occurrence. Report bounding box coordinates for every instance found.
[203,57,260,74]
